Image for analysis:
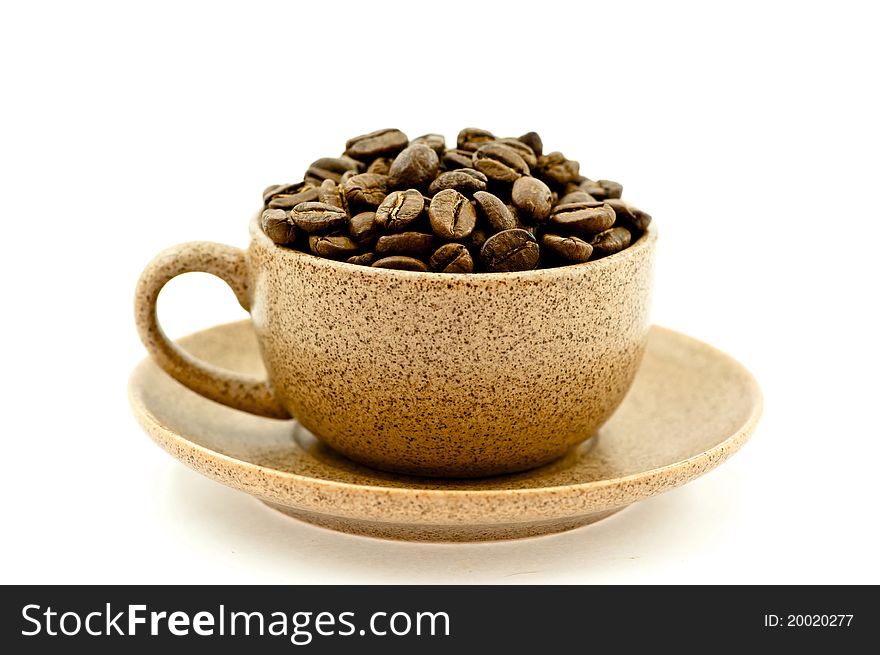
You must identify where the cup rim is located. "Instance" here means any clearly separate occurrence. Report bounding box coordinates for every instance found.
[249,211,656,280]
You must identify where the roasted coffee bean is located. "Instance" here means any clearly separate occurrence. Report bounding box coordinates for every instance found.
[537,152,580,186]
[318,179,348,211]
[339,169,358,185]
[591,227,632,256]
[480,229,540,272]
[261,208,297,245]
[290,201,348,233]
[517,131,543,158]
[457,127,495,151]
[366,157,393,175]
[472,142,530,182]
[511,176,553,222]
[412,133,446,156]
[308,233,360,258]
[579,178,623,200]
[473,191,517,232]
[429,189,477,240]
[372,255,429,272]
[343,173,389,207]
[264,182,320,209]
[541,234,593,262]
[263,182,296,205]
[429,243,474,273]
[375,231,436,256]
[387,144,440,189]
[344,128,409,160]
[549,202,616,234]
[306,156,363,182]
[348,211,379,245]
[428,168,488,195]
[604,199,652,231]
[375,189,424,231]
[346,252,376,266]
[442,148,476,170]
[496,138,538,169]
[558,190,596,205]
[597,179,624,199]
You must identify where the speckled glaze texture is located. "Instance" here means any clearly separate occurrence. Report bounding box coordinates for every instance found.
[135,213,655,477]
[128,321,762,542]
[248,216,654,476]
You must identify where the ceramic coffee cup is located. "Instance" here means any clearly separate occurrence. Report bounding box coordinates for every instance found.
[135,214,656,477]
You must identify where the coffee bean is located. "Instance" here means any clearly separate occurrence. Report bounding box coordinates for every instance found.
[372,255,429,272]
[306,156,363,182]
[429,189,477,240]
[457,127,495,151]
[318,179,348,211]
[549,202,616,234]
[263,182,297,205]
[412,133,446,156]
[480,229,540,272]
[343,173,389,207]
[495,138,538,169]
[375,189,425,231]
[511,176,553,222]
[558,190,596,205]
[264,182,320,209]
[472,142,530,182]
[345,128,409,160]
[290,201,348,233]
[591,227,632,257]
[339,170,358,185]
[473,191,517,232]
[598,179,624,199]
[346,252,376,266]
[348,211,379,245]
[261,208,297,245]
[387,144,440,189]
[442,149,476,169]
[375,231,436,256]
[517,131,543,158]
[604,199,652,232]
[429,243,474,273]
[308,233,360,258]
[541,234,593,262]
[537,152,580,186]
[580,178,623,200]
[428,168,488,195]
[366,157,393,175]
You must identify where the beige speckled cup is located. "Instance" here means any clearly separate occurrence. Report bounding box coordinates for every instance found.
[135,214,655,477]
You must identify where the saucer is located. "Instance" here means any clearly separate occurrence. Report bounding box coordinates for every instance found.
[129,320,762,542]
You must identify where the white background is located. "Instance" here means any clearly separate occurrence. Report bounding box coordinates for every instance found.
[2,1,878,584]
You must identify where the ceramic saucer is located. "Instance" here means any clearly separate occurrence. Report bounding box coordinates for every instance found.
[129,320,762,542]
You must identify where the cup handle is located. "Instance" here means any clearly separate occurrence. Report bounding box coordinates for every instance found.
[134,241,290,419]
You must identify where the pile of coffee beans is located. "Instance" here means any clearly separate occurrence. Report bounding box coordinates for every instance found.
[261,128,651,273]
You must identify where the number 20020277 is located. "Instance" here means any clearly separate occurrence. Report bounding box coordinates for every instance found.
[763,614,853,628]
